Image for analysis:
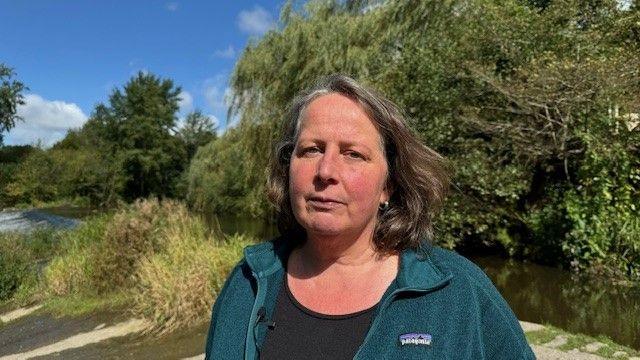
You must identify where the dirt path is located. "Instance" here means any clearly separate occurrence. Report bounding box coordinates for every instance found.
[0,319,148,360]
[1,306,637,359]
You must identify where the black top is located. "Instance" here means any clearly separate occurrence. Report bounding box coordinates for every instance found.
[260,274,380,360]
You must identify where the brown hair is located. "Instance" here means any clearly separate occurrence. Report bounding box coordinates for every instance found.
[267,74,450,253]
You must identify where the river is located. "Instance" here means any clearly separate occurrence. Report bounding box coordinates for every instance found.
[200,213,640,350]
[4,208,639,350]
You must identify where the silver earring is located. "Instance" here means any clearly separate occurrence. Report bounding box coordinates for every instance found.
[379,201,389,211]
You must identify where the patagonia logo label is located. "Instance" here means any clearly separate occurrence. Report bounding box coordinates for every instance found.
[399,333,432,346]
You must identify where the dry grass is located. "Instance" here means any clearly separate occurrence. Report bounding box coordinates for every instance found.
[133,206,249,333]
[44,214,111,296]
[42,199,251,333]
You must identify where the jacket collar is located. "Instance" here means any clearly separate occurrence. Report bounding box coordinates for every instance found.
[243,237,291,278]
[243,238,452,291]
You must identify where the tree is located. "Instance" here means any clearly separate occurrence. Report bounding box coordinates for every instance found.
[188,0,640,280]
[92,72,187,199]
[0,64,26,145]
[178,110,217,159]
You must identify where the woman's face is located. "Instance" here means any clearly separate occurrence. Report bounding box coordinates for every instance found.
[289,93,389,239]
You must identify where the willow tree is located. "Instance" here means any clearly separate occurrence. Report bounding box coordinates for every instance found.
[198,0,390,216]
[190,0,640,280]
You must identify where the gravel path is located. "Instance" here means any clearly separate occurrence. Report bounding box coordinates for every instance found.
[0,307,636,359]
[531,344,606,360]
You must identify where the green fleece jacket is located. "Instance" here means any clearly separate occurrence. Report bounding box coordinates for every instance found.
[205,239,536,359]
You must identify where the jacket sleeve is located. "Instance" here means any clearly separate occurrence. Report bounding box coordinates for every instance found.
[204,262,245,360]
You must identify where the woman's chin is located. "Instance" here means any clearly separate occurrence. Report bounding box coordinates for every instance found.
[302,218,348,237]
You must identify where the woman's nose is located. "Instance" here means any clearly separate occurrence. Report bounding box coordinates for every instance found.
[316,151,338,183]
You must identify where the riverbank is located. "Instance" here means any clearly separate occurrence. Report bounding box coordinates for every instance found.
[2,200,639,355]
[1,305,638,360]
[0,200,250,335]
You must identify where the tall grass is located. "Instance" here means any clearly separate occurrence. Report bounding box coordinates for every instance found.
[44,214,112,296]
[41,199,251,333]
[133,205,249,333]
[0,228,61,303]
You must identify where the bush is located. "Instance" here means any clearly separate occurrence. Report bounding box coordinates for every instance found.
[0,228,61,302]
[0,234,31,300]
[43,199,251,332]
[186,129,262,216]
[561,122,640,279]
[90,199,167,292]
[134,205,249,333]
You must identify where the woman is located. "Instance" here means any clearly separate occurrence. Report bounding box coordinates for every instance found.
[205,75,535,359]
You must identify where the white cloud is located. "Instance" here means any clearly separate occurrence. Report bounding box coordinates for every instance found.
[5,94,88,147]
[203,76,230,111]
[166,2,178,11]
[178,90,193,114]
[237,6,275,36]
[213,45,236,59]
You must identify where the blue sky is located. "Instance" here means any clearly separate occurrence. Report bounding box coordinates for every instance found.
[0,1,285,146]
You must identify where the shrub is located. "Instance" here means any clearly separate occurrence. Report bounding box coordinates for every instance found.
[134,205,249,333]
[0,234,31,301]
[44,215,111,296]
[43,199,252,332]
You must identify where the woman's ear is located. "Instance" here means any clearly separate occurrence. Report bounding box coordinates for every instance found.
[381,181,394,204]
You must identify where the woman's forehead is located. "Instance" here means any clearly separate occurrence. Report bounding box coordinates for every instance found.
[296,93,384,147]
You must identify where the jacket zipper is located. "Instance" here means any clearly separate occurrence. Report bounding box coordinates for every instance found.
[353,287,430,360]
[245,271,266,360]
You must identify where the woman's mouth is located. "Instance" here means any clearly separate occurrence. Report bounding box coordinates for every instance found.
[307,196,343,209]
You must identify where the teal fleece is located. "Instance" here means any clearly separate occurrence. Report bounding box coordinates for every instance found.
[205,239,536,359]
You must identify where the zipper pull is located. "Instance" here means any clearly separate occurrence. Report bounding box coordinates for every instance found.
[256,307,276,329]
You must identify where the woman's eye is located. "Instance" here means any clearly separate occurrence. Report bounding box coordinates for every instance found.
[301,146,321,155]
[345,151,365,160]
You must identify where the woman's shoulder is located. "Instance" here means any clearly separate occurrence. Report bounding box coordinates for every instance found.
[423,246,535,359]
[426,246,494,288]
[423,246,514,310]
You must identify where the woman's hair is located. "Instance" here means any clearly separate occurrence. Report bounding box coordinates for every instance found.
[267,74,450,253]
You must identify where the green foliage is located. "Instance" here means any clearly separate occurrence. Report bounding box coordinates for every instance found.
[562,119,640,279]
[0,234,31,300]
[4,147,124,207]
[0,145,33,207]
[45,214,112,296]
[92,72,187,200]
[40,199,251,331]
[0,228,61,301]
[0,64,26,145]
[178,110,217,159]
[134,208,250,333]
[4,148,63,203]
[186,128,261,216]
[3,71,189,208]
[186,0,640,281]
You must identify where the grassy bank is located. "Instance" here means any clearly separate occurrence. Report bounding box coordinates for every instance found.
[0,199,251,334]
[526,324,640,359]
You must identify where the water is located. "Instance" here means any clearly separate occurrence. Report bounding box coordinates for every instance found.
[0,209,81,233]
[37,205,100,220]
[208,215,640,350]
[469,255,640,350]
[203,213,279,240]
[15,208,640,350]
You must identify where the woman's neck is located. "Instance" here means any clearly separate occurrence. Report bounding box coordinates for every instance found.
[286,231,399,314]
[296,230,379,275]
